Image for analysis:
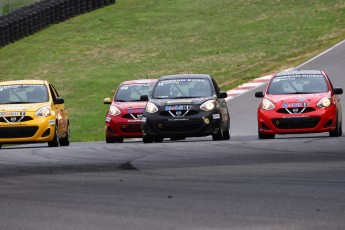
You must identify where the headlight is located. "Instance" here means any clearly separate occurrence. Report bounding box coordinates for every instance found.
[109,105,121,116]
[317,97,331,108]
[200,100,215,111]
[145,102,158,113]
[35,106,51,117]
[260,99,275,110]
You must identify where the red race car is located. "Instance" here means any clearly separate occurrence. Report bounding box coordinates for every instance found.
[255,70,343,139]
[104,79,157,143]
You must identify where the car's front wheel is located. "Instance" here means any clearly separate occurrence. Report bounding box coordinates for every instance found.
[153,137,163,143]
[143,136,153,143]
[330,119,342,137]
[222,128,230,140]
[114,137,124,143]
[106,136,116,143]
[60,122,70,146]
[212,127,223,141]
[48,125,60,147]
[258,130,275,139]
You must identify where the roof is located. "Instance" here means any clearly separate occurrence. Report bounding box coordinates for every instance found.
[0,80,47,86]
[275,70,323,77]
[158,74,211,80]
[121,79,157,85]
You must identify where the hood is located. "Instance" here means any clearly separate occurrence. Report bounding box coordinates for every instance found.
[113,101,147,110]
[265,92,331,104]
[150,97,213,106]
[0,102,49,112]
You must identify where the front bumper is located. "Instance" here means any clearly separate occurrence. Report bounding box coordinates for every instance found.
[0,115,56,144]
[258,106,338,135]
[106,115,144,138]
[142,111,221,138]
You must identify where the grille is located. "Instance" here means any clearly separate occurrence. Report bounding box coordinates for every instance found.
[155,120,204,133]
[120,124,142,133]
[0,116,34,123]
[276,107,316,114]
[272,117,320,129]
[122,113,143,119]
[160,110,198,117]
[0,126,39,138]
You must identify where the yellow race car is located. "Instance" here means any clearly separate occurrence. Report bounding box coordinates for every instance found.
[0,80,70,149]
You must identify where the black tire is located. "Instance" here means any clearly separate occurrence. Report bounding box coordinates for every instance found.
[114,137,124,143]
[170,137,185,141]
[223,128,230,140]
[59,122,70,146]
[0,144,2,149]
[330,119,342,137]
[258,130,275,139]
[48,126,60,147]
[143,136,153,143]
[212,127,223,141]
[153,137,163,143]
[106,135,116,143]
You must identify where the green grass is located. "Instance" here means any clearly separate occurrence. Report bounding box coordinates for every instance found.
[0,0,344,141]
[1,0,40,15]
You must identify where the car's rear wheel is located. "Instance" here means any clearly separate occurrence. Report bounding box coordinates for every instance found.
[143,136,153,143]
[258,130,275,139]
[48,125,60,147]
[60,122,70,146]
[330,118,342,137]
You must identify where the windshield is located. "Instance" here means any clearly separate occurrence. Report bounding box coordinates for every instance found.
[115,82,155,102]
[152,78,213,99]
[0,84,49,104]
[267,74,329,95]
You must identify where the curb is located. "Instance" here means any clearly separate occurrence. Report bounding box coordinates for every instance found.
[226,74,274,101]
[226,68,293,101]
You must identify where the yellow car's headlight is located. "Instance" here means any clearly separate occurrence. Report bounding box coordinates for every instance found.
[261,99,275,110]
[200,100,215,111]
[35,105,51,117]
[145,102,158,113]
[317,97,332,108]
[109,105,121,116]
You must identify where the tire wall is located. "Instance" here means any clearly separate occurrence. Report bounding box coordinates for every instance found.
[0,0,116,48]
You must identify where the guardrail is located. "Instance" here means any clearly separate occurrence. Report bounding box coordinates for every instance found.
[0,0,116,48]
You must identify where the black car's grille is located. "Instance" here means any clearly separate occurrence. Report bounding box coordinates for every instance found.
[272,117,320,129]
[0,126,39,138]
[160,110,198,117]
[276,107,316,114]
[154,120,207,133]
[120,124,142,133]
[0,116,34,123]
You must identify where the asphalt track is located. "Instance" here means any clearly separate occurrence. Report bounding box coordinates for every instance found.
[1,40,345,230]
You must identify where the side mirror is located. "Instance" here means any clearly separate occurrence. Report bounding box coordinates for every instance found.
[140,95,149,101]
[218,91,228,99]
[104,98,112,104]
[54,97,64,104]
[333,88,343,95]
[255,91,264,98]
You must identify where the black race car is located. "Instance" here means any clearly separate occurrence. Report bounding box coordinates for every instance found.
[140,74,230,143]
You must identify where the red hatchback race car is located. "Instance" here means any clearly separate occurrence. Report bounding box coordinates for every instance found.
[255,70,343,139]
[104,79,157,143]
